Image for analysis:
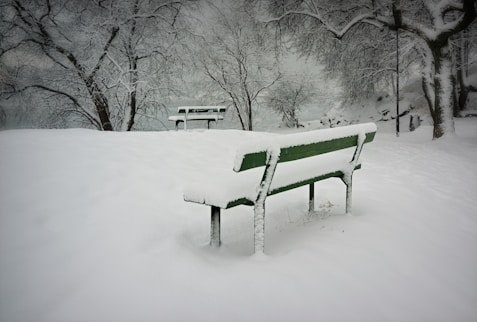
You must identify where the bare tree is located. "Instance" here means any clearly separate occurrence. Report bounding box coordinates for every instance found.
[194,0,281,131]
[1,0,121,130]
[104,0,190,131]
[263,0,476,138]
[0,0,192,131]
[266,75,314,127]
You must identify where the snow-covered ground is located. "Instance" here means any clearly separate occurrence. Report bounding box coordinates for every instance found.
[1,119,476,322]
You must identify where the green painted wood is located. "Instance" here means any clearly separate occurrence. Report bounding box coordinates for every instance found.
[225,197,254,208]
[203,127,376,209]
[237,151,268,172]
[268,164,361,196]
[224,164,362,209]
[237,132,375,172]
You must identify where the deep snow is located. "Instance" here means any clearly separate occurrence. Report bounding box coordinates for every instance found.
[1,119,476,322]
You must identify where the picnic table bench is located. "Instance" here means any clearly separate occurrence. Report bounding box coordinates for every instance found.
[168,106,227,130]
[183,123,377,254]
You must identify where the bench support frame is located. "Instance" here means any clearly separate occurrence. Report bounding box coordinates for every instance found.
[253,148,280,254]
[175,119,219,130]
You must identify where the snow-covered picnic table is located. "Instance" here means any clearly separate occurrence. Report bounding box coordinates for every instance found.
[183,122,377,253]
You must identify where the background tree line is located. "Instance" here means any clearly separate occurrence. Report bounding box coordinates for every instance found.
[1,0,476,137]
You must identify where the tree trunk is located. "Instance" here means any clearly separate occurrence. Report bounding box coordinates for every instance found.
[455,27,472,114]
[93,94,113,131]
[458,87,469,113]
[452,75,459,117]
[125,1,139,132]
[127,89,137,131]
[232,101,247,130]
[247,99,253,131]
[125,58,139,131]
[422,75,435,120]
[431,43,455,138]
[86,79,113,131]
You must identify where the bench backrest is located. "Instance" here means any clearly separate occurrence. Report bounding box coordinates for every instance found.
[234,123,377,172]
[177,106,227,114]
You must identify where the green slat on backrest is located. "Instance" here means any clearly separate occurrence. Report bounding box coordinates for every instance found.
[235,128,376,172]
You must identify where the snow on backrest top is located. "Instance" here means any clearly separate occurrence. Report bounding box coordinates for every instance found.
[177,106,226,113]
[234,122,377,172]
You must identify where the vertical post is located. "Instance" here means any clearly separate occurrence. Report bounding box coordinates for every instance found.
[184,108,188,130]
[393,0,402,137]
[396,26,400,137]
[345,176,353,214]
[210,206,221,247]
[253,147,280,254]
[254,203,265,254]
[309,183,315,213]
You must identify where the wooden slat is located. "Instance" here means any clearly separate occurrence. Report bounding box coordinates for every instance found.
[236,131,376,172]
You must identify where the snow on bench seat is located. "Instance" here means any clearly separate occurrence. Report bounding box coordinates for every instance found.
[184,151,358,209]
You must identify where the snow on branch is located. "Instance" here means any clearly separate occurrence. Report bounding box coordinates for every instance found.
[265,10,375,39]
[424,0,476,41]
[265,2,471,43]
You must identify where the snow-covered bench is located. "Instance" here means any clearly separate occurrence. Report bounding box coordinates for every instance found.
[184,123,377,254]
[168,106,227,130]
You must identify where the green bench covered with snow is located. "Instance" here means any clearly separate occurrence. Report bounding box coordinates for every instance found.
[184,123,377,253]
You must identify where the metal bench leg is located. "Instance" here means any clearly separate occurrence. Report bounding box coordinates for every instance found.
[254,202,265,254]
[309,183,315,213]
[345,176,353,214]
[210,206,221,247]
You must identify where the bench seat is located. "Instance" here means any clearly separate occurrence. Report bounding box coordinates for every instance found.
[184,151,359,209]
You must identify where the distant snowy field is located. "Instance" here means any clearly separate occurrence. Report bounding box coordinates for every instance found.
[1,119,476,322]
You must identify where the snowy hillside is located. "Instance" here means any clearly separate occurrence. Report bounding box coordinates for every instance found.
[1,119,476,322]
